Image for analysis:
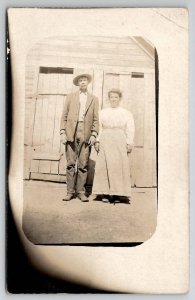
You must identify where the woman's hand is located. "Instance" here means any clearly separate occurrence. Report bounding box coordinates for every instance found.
[127,144,133,154]
[94,142,100,153]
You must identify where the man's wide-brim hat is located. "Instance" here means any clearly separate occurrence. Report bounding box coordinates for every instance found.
[73,73,92,86]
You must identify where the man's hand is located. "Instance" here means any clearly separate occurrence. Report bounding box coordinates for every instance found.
[60,133,67,145]
[94,142,100,153]
[88,135,96,147]
[127,144,133,154]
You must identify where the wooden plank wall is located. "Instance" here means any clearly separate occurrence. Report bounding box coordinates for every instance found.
[27,36,155,70]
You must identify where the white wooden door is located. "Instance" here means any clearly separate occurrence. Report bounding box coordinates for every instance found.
[30,67,74,181]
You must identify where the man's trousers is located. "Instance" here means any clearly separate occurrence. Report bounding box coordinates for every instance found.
[65,122,90,194]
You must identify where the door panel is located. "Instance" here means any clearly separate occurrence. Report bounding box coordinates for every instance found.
[38,72,74,95]
[102,73,120,108]
[92,70,104,108]
[30,70,73,180]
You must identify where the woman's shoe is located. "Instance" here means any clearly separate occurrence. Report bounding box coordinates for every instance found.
[102,198,109,203]
[114,199,120,204]
[113,195,120,204]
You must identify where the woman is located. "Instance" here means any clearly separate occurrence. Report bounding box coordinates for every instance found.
[92,89,135,204]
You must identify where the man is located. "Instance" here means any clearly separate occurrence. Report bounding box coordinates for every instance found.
[60,74,99,202]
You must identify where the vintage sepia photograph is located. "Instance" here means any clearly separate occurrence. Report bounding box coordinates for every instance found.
[7,7,189,294]
[23,35,158,244]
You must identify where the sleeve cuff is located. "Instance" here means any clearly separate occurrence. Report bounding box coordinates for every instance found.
[91,131,98,137]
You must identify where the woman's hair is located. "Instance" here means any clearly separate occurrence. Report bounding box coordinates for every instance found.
[108,88,122,98]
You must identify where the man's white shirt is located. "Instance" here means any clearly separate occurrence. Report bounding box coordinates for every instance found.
[78,91,87,121]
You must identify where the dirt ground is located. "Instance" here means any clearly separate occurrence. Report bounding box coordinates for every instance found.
[23,180,157,245]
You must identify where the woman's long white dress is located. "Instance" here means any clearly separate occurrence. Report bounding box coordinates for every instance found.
[92,106,135,197]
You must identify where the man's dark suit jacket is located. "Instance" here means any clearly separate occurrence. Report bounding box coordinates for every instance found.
[60,91,99,142]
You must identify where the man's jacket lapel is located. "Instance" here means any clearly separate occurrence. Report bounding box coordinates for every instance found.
[74,91,80,115]
[85,93,93,115]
